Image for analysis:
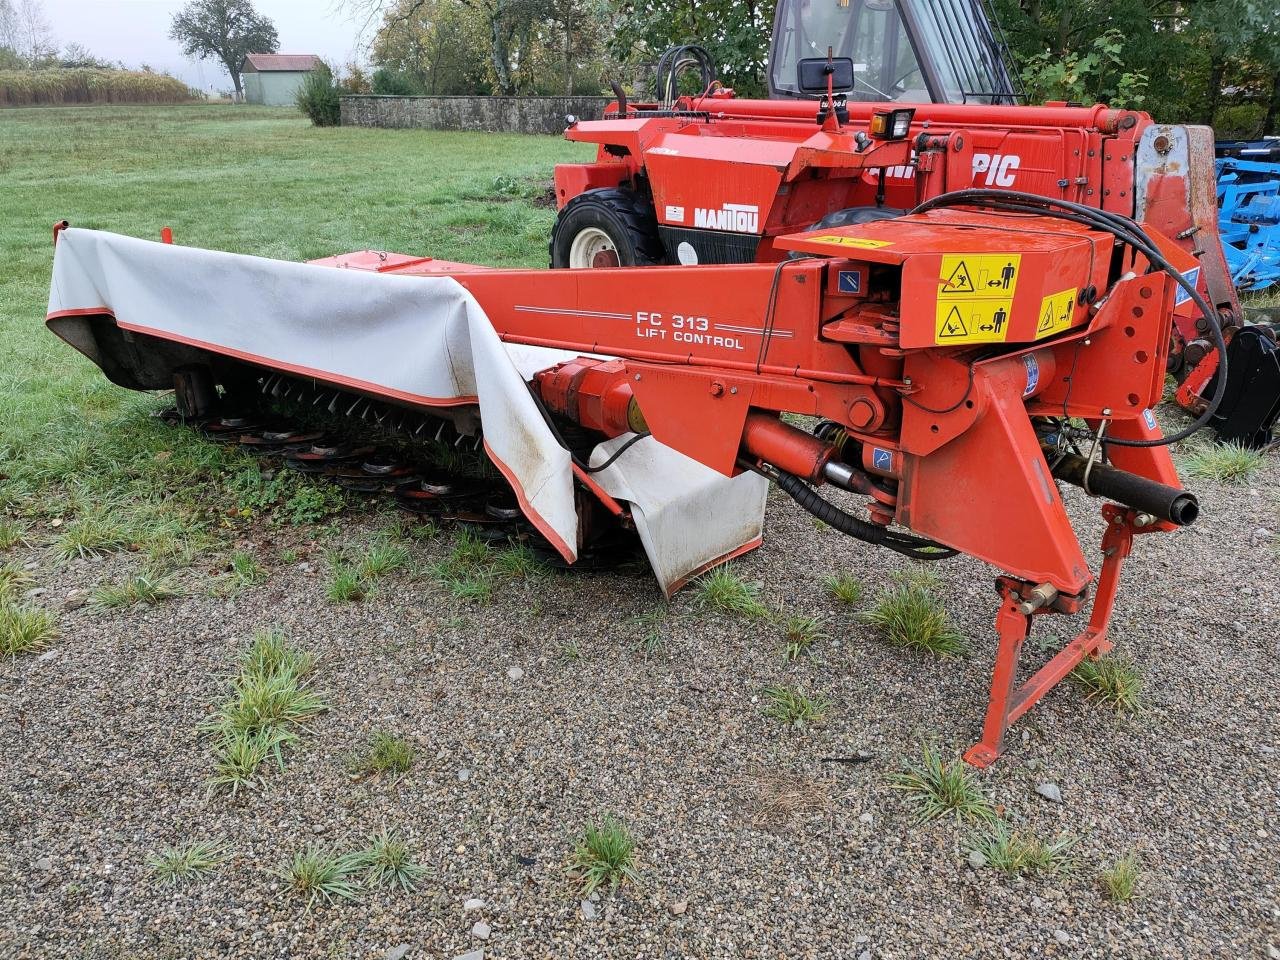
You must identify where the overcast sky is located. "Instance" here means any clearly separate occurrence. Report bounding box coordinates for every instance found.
[43,0,374,92]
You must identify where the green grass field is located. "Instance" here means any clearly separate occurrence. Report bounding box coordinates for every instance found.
[0,105,592,560]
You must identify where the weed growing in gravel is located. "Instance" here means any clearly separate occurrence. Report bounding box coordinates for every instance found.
[559,639,582,662]
[433,529,540,603]
[968,821,1078,875]
[240,629,314,678]
[1069,654,1143,712]
[357,539,410,580]
[0,601,57,657]
[359,829,426,892]
[229,466,347,525]
[0,519,29,550]
[92,571,180,608]
[212,669,327,746]
[628,607,667,656]
[1100,851,1141,901]
[570,816,640,894]
[864,580,967,658]
[228,551,267,588]
[781,615,827,662]
[824,572,863,605]
[0,561,34,602]
[440,569,494,602]
[54,508,133,560]
[889,743,995,823]
[1182,440,1263,483]
[204,631,326,793]
[696,565,770,618]
[208,728,286,794]
[279,845,365,907]
[326,563,367,603]
[761,684,830,727]
[492,543,546,578]
[147,839,227,885]
[351,732,414,778]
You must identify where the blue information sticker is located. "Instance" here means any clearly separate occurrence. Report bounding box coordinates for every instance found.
[1143,408,1157,430]
[837,269,862,294]
[872,447,893,471]
[1022,354,1040,397]
[1174,267,1200,307]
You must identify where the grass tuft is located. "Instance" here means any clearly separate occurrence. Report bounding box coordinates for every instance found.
[696,565,770,618]
[351,731,414,778]
[1100,851,1141,902]
[492,543,546,578]
[326,563,367,603]
[761,684,829,727]
[54,509,134,560]
[570,816,640,894]
[864,580,967,657]
[968,820,1078,875]
[92,571,180,608]
[1182,440,1264,483]
[357,539,410,580]
[628,607,667,657]
[1069,654,1143,712]
[0,601,57,657]
[0,561,34,602]
[824,572,863,605]
[147,839,227,886]
[228,550,267,588]
[239,628,314,679]
[359,829,426,892]
[207,728,288,795]
[279,845,364,907]
[203,631,325,793]
[781,615,827,662]
[889,743,995,823]
[0,519,29,551]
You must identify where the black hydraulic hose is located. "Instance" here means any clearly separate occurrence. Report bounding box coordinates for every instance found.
[772,468,958,561]
[1049,452,1199,526]
[910,189,1228,447]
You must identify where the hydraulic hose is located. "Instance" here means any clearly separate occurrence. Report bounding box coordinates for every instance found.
[771,468,957,561]
[1049,452,1199,526]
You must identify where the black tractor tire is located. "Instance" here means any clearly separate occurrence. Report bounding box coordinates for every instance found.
[549,188,666,268]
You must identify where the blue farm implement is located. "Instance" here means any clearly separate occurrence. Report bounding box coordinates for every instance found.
[1216,154,1280,292]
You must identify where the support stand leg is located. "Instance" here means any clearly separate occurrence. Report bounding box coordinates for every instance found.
[963,506,1140,769]
[963,589,1030,768]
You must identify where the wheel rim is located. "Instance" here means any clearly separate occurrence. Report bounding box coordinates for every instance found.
[568,227,620,268]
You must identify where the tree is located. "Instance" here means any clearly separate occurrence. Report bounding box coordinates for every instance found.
[169,0,279,99]
[0,0,16,53]
[0,0,56,66]
[371,0,489,94]
[544,0,612,94]
[609,0,778,99]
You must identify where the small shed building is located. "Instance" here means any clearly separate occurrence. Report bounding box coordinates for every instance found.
[242,54,322,106]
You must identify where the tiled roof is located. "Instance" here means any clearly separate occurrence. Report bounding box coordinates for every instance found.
[243,54,321,72]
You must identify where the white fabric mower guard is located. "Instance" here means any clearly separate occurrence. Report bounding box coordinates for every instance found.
[46,227,768,594]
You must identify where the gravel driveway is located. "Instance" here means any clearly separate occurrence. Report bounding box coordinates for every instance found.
[2,425,1277,959]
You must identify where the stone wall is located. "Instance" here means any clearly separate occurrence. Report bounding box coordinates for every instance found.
[339,95,611,135]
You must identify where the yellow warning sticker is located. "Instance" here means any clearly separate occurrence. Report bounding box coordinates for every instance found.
[935,301,1014,344]
[932,254,1021,344]
[1036,287,1078,339]
[809,235,893,249]
[938,254,1021,297]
